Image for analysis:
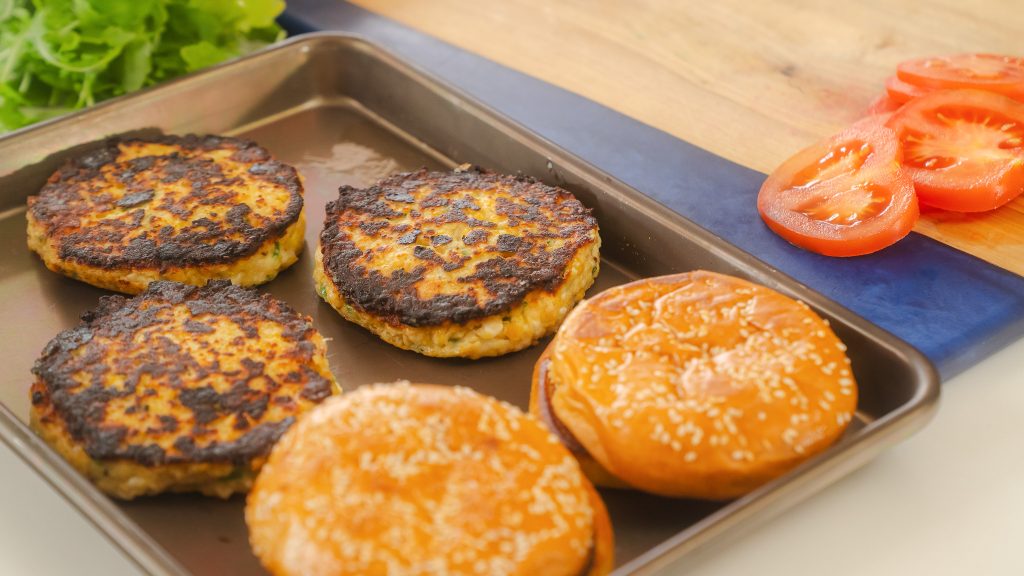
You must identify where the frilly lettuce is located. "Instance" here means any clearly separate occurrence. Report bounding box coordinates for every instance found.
[0,0,285,133]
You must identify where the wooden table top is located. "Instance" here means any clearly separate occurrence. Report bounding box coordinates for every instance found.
[352,0,1024,275]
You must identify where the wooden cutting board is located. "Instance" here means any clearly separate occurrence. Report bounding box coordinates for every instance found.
[351,0,1024,275]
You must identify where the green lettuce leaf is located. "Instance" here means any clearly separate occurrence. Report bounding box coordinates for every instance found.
[180,40,233,72]
[0,0,285,134]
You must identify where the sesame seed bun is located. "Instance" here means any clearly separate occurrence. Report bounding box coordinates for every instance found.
[530,271,858,500]
[246,382,614,576]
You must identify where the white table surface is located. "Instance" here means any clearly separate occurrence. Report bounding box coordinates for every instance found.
[2,335,1022,576]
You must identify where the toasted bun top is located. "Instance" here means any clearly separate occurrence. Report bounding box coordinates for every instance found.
[246,382,600,576]
[546,271,858,498]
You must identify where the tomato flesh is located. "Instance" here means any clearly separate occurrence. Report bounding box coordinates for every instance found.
[790,139,872,186]
[758,123,919,257]
[897,54,1024,100]
[796,182,891,224]
[886,89,1024,212]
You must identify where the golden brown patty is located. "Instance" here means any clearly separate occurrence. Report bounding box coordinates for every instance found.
[247,382,614,576]
[26,134,305,294]
[316,168,601,358]
[531,271,858,500]
[30,280,338,499]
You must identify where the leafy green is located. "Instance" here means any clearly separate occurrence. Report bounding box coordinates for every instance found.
[0,0,285,133]
[180,41,234,72]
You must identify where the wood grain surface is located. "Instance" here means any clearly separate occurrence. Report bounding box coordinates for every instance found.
[351,0,1024,275]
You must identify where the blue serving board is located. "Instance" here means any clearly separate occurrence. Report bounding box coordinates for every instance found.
[281,1,1024,380]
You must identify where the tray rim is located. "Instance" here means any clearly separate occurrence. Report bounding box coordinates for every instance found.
[0,31,940,576]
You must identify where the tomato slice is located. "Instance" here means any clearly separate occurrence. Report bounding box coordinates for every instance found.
[885,75,931,104]
[896,54,1024,100]
[865,93,902,116]
[758,123,919,256]
[886,89,1024,212]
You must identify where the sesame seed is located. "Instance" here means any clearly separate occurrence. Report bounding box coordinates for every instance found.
[782,428,798,445]
[691,428,704,446]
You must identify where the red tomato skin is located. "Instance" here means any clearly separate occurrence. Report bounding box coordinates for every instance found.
[885,76,930,103]
[896,54,1024,101]
[907,160,1024,212]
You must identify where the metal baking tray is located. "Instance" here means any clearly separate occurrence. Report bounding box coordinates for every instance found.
[0,33,939,575]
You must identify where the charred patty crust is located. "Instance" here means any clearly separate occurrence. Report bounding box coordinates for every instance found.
[29,280,338,500]
[27,134,305,294]
[315,168,601,358]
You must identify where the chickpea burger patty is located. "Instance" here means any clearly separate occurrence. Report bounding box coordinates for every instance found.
[26,134,305,294]
[315,168,601,358]
[29,280,338,500]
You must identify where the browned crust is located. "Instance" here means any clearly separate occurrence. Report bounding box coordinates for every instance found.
[27,134,303,269]
[532,345,586,454]
[531,345,633,491]
[30,280,333,466]
[585,481,616,576]
[319,168,598,327]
